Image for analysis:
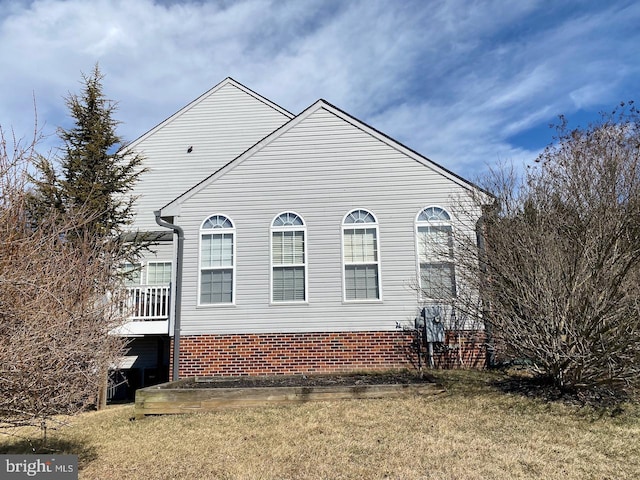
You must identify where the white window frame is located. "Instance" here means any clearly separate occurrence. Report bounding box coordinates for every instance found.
[122,262,142,287]
[198,214,236,306]
[270,211,308,304]
[146,261,173,286]
[415,206,456,301]
[341,208,382,302]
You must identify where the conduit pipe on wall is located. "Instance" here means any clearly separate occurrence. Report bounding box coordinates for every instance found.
[154,211,184,381]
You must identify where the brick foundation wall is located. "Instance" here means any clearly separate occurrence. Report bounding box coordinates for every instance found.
[171,330,487,378]
[432,331,487,369]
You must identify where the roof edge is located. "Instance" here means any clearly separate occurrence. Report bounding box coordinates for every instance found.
[160,98,490,214]
[315,99,487,196]
[125,77,294,151]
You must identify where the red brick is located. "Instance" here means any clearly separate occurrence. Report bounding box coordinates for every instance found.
[168,330,486,378]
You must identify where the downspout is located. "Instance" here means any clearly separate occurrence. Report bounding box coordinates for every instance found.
[476,207,495,368]
[154,211,184,381]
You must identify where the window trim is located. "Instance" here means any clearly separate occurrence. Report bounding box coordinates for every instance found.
[270,211,308,304]
[415,206,456,301]
[122,262,142,287]
[198,214,236,306]
[146,260,173,286]
[341,208,382,302]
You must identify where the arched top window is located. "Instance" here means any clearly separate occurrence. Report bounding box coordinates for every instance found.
[343,209,377,224]
[199,214,235,305]
[273,212,304,227]
[342,209,380,301]
[202,214,234,229]
[271,212,306,302]
[415,206,455,300]
[417,206,450,223]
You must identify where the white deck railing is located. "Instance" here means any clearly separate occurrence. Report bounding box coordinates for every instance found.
[123,285,170,320]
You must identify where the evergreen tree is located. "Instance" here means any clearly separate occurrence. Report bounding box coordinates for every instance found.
[31,64,146,255]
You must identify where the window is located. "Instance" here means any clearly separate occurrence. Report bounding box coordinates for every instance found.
[343,209,380,300]
[122,263,141,287]
[200,215,235,304]
[416,206,456,299]
[147,261,172,285]
[271,212,306,302]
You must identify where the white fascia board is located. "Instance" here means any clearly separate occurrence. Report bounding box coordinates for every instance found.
[109,320,169,336]
[161,203,181,218]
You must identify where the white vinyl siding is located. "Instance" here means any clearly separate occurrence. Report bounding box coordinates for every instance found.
[271,213,306,302]
[169,105,481,335]
[127,80,292,231]
[199,216,235,305]
[343,210,380,301]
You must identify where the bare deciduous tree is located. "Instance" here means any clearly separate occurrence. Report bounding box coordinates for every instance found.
[456,103,640,392]
[0,128,127,433]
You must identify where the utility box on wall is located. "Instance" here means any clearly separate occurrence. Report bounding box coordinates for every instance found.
[416,305,445,343]
[414,305,446,369]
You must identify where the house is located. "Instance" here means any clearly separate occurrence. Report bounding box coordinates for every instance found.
[110,78,487,395]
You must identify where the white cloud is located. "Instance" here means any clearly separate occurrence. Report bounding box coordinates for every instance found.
[0,0,638,179]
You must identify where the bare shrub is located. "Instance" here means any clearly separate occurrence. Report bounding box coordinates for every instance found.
[461,103,640,392]
[0,128,127,431]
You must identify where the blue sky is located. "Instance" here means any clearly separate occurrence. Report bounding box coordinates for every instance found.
[0,0,638,180]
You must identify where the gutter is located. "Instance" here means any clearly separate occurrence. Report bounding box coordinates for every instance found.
[154,211,184,381]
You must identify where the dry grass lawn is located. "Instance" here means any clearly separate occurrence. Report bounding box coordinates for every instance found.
[1,370,639,479]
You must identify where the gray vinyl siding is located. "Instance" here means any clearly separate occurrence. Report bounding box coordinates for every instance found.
[128,82,291,230]
[140,240,175,269]
[174,107,481,336]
